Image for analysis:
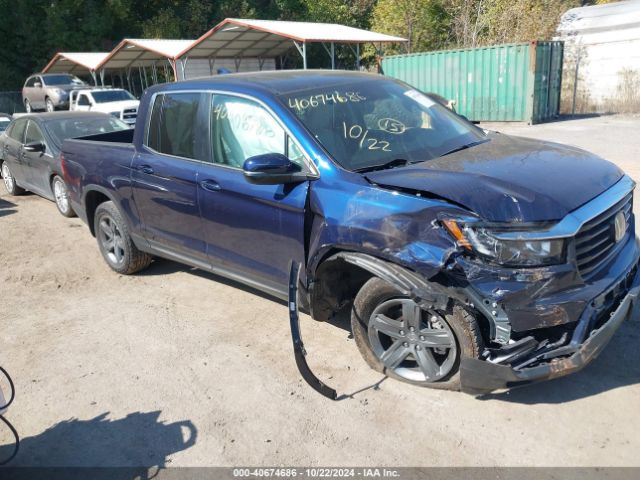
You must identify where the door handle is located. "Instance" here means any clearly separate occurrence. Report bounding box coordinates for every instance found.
[200,179,221,192]
[135,164,154,175]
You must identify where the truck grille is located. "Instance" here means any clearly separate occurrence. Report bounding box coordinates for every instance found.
[123,108,137,121]
[575,192,633,278]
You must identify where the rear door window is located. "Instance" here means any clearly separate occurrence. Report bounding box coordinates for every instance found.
[145,92,207,161]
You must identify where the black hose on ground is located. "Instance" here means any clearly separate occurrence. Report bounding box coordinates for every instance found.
[0,365,19,465]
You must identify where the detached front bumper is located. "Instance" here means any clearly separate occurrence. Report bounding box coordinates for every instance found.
[460,265,640,394]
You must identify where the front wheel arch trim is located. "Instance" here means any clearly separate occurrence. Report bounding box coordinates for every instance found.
[309,251,452,323]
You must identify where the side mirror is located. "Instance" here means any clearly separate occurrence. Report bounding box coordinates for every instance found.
[24,141,45,153]
[243,153,308,185]
[34,82,42,88]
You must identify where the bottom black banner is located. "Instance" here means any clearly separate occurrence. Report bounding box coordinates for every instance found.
[0,467,638,480]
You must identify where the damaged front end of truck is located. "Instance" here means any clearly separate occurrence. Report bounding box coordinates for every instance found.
[291,171,640,396]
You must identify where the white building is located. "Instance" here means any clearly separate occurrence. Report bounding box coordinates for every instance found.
[556,0,640,113]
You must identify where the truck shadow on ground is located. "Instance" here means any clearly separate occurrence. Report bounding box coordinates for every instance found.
[0,197,17,218]
[479,321,640,404]
[139,258,288,306]
[0,411,196,477]
[139,258,355,334]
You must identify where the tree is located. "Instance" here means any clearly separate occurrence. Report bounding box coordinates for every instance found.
[372,0,450,54]
[478,0,579,46]
[445,0,487,48]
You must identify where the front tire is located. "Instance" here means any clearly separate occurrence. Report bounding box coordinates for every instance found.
[351,277,483,390]
[45,98,55,112]
[51,175,75,217]
[1,162,25,195]
[94,201,152,274]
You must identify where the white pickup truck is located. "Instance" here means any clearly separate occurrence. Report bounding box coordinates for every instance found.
[69,88,139,125]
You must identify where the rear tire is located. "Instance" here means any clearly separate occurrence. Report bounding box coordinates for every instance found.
[51,175,75,217]
[94,201,152,274]
[1,162,25,195]
[351,277,483,390]
[24,99,32,113]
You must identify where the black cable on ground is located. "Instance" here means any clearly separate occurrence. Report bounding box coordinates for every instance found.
[0,365,15,410]
[0,414,19,465]
[0,365,19,465]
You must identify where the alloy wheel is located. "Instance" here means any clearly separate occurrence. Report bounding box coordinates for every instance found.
[98,215,126,266]
[53,178,70,214]
[2,163,15,192]
[24,100,31,113]
[368,298,458,382]
[45,99,54,112]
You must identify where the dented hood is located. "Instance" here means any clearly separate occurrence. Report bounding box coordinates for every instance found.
[365,134,623,223]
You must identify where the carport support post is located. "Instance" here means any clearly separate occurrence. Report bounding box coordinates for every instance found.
[331,42,335,69]
[142,66,149,89]
[99,69,105,87]
[126,68,133,95]
[293,41,307,69]
[303,42,307,69]
[90,71,98,86]
[168,59,178,82]
[178,57,189,81]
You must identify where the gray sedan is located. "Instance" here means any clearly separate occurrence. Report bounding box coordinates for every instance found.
[0,112,129,216]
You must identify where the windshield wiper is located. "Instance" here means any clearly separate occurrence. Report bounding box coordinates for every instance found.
[439,139,489,158]
[354,158,410,173]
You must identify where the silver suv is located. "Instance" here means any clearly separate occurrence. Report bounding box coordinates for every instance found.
[22,73,87,113]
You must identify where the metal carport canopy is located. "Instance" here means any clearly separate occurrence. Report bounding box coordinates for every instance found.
[178,18,407,69]
[42,52,110,75]
[97,38,195,76]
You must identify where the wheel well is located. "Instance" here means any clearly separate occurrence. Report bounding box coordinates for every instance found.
[85,190,110,236]
[310,253,373,322]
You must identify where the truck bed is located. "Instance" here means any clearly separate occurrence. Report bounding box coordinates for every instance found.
[69,128,135,145]
[61,128,137,225]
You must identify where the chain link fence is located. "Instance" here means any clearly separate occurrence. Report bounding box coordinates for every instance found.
[0,92,24,114]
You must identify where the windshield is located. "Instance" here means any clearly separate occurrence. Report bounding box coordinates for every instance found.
[91,90,136,103]
[44,116,130,148]
[43,75,85,86]
[279,79,486,171]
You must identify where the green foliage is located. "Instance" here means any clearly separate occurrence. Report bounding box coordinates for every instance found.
[372,0,450,54]
[479,0,580,46]
[0,0,585,90]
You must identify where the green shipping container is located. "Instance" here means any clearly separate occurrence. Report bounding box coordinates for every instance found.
[381,41,563,124]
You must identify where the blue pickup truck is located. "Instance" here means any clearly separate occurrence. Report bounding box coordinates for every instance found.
[61,71,639,394]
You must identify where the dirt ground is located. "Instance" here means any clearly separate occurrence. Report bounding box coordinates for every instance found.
[1,114,639,468]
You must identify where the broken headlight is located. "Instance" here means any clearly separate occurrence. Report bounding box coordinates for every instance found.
[443,220,565,267]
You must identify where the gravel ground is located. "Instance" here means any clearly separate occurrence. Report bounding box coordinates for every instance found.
[0,114,639,468]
